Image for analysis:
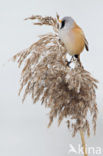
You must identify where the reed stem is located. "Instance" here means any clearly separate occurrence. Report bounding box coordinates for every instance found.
[80,129,88,156]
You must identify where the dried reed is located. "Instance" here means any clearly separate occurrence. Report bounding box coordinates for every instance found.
[13,14,98,156]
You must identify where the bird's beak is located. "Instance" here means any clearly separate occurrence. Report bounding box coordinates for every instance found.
[59,19,62,23]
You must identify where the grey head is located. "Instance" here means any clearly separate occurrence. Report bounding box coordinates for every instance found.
[59,16,75,31]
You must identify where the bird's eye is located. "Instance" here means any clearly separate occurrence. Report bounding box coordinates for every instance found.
[60,20,65,29]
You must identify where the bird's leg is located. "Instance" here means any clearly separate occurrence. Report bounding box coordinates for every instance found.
[74,55,83,67]
[66,55,80,67]
[66,56,74,66]
[69,56,74,64]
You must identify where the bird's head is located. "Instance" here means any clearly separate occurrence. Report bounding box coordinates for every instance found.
[59,16,75,31]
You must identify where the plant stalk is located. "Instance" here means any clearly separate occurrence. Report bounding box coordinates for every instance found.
[80,129,88,156]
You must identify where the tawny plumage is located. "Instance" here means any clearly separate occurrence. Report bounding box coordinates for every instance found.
[59,17,88,62]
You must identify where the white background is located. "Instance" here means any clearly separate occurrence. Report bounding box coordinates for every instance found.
[0,0,103,155]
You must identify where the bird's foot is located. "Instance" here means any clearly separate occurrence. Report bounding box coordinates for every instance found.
[65,60,71,67]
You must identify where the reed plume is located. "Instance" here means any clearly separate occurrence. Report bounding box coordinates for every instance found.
[13,14,98,155]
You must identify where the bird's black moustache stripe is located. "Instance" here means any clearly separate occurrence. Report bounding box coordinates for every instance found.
[60,20,65,29]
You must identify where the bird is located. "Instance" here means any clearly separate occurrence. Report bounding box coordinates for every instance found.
[58,16,89,65]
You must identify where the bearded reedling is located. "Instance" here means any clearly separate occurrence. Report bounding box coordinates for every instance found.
[59,16,88,65]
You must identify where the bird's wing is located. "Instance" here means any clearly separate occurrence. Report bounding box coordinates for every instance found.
[76,25,89,51]
[80,29,89,51]
[84,37,89,51]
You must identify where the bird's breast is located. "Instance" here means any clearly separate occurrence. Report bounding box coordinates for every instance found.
[59,27,85,56]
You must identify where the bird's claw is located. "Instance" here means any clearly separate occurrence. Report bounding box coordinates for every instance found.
[65,60,71,67]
